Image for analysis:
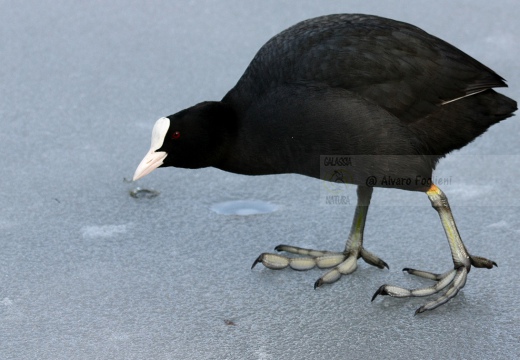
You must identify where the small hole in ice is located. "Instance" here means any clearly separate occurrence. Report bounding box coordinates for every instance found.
[210,200,278,216]
[130,187,160,199]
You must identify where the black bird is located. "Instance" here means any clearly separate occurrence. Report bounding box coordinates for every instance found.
[133,14,516,314]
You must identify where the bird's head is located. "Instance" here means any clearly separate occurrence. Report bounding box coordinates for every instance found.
[133,101,236,181]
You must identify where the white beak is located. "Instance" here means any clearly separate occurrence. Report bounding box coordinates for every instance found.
[133,117,170,181]
[133,149,167,181]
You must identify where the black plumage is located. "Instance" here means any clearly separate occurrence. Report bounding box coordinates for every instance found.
[134,14,516,314]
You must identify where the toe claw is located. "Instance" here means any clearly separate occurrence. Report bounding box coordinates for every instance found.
[371,285,387,301]
[414,306,426,316]
[359,248,388,270]
[314,278,323,289]
[251,255,262,269]
[274,245,284,252]
[469,255,497,269]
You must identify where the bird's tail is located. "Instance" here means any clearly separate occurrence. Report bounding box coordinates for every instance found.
[409,89,517,156]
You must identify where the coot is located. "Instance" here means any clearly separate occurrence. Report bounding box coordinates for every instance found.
[133,14,516,314]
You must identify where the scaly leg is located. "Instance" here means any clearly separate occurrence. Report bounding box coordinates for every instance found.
[372,184,496,314]
[252,186,388,288]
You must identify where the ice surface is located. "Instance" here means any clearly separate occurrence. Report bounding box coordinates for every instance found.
[1,1,519,359]
[211,200,279,216]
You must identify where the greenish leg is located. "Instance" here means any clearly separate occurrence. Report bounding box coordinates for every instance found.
[252,186,388,288]
[372,184,496,315]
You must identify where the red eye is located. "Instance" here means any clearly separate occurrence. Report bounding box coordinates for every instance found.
[172,131,181,139]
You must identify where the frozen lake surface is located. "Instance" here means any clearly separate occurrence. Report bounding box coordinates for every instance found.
[1,1,519,359]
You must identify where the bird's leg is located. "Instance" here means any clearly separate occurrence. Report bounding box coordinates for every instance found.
[372,184,496,314]
[252,186,388,288]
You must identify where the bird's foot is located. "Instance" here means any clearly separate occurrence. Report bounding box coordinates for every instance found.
[252,244,388,288]
[371,254,496,315]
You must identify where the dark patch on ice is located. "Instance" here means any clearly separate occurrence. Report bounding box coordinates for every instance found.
[210,200,278,216]
[130,187,160,199]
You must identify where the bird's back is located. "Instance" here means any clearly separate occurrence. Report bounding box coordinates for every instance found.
[225,14,509,123]
[223,14,515,162]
